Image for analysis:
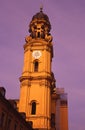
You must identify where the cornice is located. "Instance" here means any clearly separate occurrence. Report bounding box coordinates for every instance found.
[24,38,52,49]
[19,75,53,82]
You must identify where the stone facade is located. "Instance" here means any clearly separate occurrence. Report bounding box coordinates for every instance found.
[18,9,68,130]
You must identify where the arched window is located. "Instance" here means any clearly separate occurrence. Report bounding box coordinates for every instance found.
[34,61,38,72]
[31,102,36,115]
[38,32,40,38]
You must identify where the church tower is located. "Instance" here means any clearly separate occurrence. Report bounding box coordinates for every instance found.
[18,8,68,130]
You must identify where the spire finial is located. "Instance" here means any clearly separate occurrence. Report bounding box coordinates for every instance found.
[40,4,43,12]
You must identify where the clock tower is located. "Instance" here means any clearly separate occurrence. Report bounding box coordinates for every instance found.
[18,8,68,130]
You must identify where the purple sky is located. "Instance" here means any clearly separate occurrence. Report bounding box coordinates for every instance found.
[0,0,85,130]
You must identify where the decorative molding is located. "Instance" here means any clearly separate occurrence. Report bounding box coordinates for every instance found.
[20,80,31,87]
[39,80,50,87]
[20,75,52,81]
[29,100,39,105]
[27,115,50,119]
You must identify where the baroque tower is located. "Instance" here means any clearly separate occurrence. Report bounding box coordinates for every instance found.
[18,8,68,130]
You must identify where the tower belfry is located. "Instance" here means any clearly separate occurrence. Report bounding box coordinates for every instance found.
[18,9,68,130]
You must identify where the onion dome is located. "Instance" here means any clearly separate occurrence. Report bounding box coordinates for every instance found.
[26,7,52,43]
[28,8,52,39]
[31,8,51,31]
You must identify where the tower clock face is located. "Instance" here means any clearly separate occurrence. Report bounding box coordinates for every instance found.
[32,50,42,59]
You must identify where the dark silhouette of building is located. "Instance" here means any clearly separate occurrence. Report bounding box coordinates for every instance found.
[0,87,32,130]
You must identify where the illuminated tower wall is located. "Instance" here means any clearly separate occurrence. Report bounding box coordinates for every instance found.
[18,8,68,130]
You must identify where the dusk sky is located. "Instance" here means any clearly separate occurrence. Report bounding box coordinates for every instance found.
[0,0,85,130]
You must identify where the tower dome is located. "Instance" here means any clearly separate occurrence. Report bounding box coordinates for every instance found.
[28,8,52,41]
[31,9,51,30]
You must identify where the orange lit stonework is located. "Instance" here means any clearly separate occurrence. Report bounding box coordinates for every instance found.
[18,9,68,130]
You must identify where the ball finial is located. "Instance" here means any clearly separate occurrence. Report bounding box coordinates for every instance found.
[40,4,43,12]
